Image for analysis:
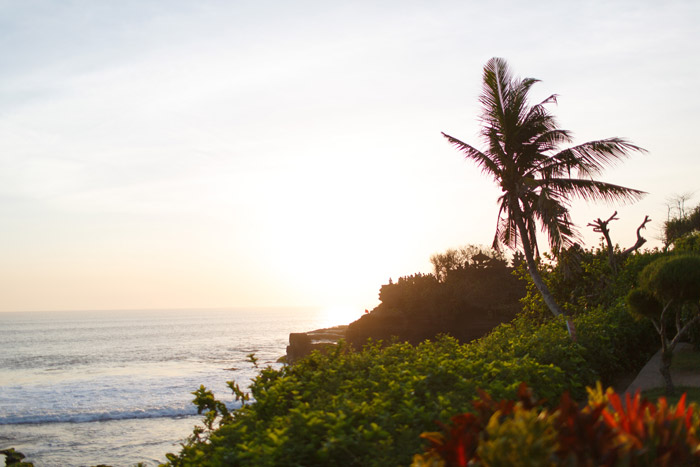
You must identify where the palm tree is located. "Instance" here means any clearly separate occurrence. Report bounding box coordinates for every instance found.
[443,57,646,322]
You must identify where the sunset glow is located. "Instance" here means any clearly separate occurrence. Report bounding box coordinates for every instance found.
[1,1,699,317]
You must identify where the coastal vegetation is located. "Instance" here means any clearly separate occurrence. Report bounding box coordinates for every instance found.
[665,197,700,246]
[160,59,700,466]
[627,254,700,395]
[163,248,665,466]
[413,383,700,466]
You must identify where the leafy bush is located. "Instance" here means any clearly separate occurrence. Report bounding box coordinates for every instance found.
[413,383,700,467]
[574,302,656,384]
[1,448,34,467]
[477,407,559,466]
[166,300,657,467]
[469,302,655,397]
[673,231,700,253]
[467,317,592,400]
[665,203,700,245]
[165,337,572,467]
[518,247,664,320]
[627,254,700,394]
[513,247,659,385]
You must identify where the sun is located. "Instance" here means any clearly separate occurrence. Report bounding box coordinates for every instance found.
[316,305,364,329]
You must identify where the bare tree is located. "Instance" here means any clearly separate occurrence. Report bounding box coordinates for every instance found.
[588,212,651,273]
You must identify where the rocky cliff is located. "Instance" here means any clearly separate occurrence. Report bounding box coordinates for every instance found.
[285,325,348,363]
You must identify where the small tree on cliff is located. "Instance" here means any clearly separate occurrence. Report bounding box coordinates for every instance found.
[627,254,700,395]
[443,58,645,326]
[430,244,506,282]
[665,198,700,247]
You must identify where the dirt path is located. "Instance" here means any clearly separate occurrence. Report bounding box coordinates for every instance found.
[625,343,700,393]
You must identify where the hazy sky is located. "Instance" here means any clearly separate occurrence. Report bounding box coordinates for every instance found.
[1,0,698,318]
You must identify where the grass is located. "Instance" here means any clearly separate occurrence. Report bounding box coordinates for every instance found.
[637,347,700,405]
[642,386,700,406]
[671,347,700,371]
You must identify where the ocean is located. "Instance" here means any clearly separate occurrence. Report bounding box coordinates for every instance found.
[0,308,339,466]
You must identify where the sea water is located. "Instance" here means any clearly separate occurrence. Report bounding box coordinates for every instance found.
[0,308,336,466]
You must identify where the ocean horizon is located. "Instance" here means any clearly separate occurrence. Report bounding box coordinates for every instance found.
[0,307,341,466]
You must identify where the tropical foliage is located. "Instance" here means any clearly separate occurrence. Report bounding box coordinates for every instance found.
[627,254,700,395]
[443,57,645,319]
[517,244,663,320]
[164,337,571,467]
[665,201,700,246]
[413,383,700,467]
[0,448,34,467]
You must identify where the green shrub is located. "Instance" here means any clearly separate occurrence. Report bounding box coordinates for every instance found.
[165,337,572,467]
[166,299,657,467]
[518,248,664,320]
[468,302,656,397]
[574,302,656,383]
[477,408,559,467]
[673,231,700,253]
[413,384,700,467]
[627,254,700,395]
[468,317,591,400]
[1,448,34,467]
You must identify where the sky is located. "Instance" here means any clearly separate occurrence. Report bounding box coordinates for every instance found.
[0,0,698,319]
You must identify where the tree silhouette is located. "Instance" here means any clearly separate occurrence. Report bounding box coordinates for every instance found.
[443,58,645,322]
[627,254,700,395]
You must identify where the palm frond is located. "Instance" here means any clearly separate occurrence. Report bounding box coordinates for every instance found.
[480,58,540,144]
[521,94,558,131]
[483,126,510,167]
[536,178,646,204]
[480,58,514,124]
[532,190,578,253]
[494,197,519,249]
[441,132,500,177]
[549,138,647,176]
[531,129,572,152]
[536,93,558,107]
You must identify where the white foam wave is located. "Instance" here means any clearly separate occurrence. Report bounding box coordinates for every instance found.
[0,401,243,425]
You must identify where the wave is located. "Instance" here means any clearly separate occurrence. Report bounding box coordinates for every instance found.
[0,401,243,425]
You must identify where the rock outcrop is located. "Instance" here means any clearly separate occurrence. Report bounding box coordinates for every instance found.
[285,325,347,363]
[345,307,511,349]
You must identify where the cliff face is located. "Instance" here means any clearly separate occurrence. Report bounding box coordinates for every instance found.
[285,307,513,364]
[285,325,347,363]
[287,263,525,361]
[345,307,512,349]
[344,262,525,349]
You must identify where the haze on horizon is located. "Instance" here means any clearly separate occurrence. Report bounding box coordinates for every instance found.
[1,0,698,317]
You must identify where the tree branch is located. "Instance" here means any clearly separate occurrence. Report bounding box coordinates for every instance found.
[621,215,652,256]
[588,213,652,274]
[587,211,619,273]
[659,300,674,352]
[669,312,700,351]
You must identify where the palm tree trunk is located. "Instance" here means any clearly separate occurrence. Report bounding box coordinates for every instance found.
[512,210,570,326]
